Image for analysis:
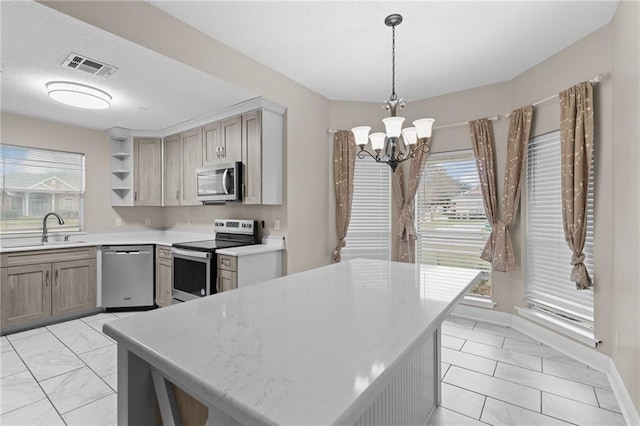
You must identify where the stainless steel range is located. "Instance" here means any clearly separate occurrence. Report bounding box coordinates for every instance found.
[171,219,259,302]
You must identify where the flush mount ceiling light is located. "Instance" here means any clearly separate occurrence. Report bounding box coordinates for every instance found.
[46,81,112,109]
[351,14,435,172]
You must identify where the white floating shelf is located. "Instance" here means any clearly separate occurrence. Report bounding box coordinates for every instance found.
[112,187,131,192]
[112,152,130,160]
[112,169,131,177]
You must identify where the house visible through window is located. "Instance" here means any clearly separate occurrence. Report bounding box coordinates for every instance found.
[416,150,492,297]
[342,156,391,262]
[526,130,595,329]
[1,144,85,234]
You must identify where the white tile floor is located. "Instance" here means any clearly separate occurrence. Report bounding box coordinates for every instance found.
[0,313,626,425]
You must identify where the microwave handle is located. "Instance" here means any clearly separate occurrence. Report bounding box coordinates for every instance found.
[222,168,230,195]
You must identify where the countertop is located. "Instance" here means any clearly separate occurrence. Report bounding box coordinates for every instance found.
[0,230,285,255]
[104,259,481,425]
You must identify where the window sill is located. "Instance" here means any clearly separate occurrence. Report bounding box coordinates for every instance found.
[461,295,497,309]
[515,306,598,347]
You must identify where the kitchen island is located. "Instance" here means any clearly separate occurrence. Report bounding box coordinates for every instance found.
[104,258,481,425]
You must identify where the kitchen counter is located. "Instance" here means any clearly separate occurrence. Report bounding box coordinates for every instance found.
[0,230,281,253]
[104,259,481,425]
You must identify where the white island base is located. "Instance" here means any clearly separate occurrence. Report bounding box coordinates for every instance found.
[105,259,481,425]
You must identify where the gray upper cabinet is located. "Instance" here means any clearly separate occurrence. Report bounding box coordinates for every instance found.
[203,116,242,166]
[180,128,203,205]
[134,137,162,206]
[241,108,283,205]
[163,134,181,206]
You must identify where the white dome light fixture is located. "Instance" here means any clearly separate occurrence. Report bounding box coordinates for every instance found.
[46,81,112,110]
[351,14,435,172]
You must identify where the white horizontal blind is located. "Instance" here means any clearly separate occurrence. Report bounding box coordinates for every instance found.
[342,156,391,262]
[526,131,594,327]
[416,150,492,295]
[1,144,85,234]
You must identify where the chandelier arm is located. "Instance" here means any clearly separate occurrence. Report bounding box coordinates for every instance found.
[357,149,379,161]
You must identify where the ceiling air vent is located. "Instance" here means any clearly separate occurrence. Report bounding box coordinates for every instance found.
[62,53,118,79]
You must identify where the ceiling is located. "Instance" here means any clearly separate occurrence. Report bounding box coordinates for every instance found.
[149,1,618,102]
[1,1,618,132]
[0,1,256,132]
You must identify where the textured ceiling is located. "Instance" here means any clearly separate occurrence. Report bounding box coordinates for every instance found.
[0,1,256,132]
[1,1,618,132]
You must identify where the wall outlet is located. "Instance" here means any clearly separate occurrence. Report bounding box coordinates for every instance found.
[144,217,151,226]
[115,218,122,226]
[274,218,281,231]
[187,218,192,226]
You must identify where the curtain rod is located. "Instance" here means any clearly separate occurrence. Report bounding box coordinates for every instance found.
[327,115,500,135]
[505,73,606,118]
[328,73,606,134]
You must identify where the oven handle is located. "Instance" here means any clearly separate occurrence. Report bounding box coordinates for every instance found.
[171,248,211,259]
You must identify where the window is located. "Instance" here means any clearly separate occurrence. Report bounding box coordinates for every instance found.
[526,130,595,329]
[1,144,85,234]
[342,156,391,261]
[416,150,492,296]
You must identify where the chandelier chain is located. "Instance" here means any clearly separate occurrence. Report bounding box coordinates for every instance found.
[391,25,396,101]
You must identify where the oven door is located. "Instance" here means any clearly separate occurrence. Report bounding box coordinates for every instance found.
[171,248,215,301]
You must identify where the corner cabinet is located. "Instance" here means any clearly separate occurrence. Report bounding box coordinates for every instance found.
[107,127,161,207]
[134,137,162,206]
[1,247,97,331]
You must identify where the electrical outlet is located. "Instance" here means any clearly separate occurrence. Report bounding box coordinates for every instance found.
[115,218,122,226]
[187,218,192,226]
[144,217,151,226]
[274,219,281,231]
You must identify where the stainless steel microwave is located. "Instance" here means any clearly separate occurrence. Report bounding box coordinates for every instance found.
[196,162,242,203]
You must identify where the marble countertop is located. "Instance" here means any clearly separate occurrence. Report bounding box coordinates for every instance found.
[104,258,481,425]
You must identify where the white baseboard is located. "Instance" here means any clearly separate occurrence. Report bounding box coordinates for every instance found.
[452,304,512,326]
[452,305,640,426]
[608,358,640,426]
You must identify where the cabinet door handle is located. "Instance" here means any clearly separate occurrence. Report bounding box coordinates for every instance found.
[216,147,220,159]
[134,191,138,201]
[55,269,58,285]
[45,270,50,287]
[176,190,180,200]
[220,146,225,158]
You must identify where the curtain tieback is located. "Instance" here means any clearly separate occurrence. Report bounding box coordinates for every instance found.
[571,253,585,265]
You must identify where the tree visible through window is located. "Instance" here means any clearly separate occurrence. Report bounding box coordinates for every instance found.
[1,144,85,234]
[416,150,492,296]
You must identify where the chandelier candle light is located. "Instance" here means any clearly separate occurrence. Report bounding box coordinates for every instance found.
[351,14,435,172]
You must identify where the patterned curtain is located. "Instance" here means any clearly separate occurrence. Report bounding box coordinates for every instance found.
[469,119,499,265]
[397,139,432,262]
[491,106,534,271]
[331,131,356,262]
[560,82,595,289]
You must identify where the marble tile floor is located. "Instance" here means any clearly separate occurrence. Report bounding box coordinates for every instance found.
[0,313,626,425]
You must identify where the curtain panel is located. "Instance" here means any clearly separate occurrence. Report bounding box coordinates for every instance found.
[396,139,432,263]
[559,82,595,289]
[491,105,534,272]
[331,131,357,262]
[469,119,499,266]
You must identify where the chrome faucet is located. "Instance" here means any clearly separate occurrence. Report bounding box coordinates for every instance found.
[42,212,65,243]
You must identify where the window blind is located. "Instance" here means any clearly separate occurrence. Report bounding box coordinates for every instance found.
[342,156,391,262]
[416,150,492,296]
[526,131,595,327]
[1,144,85,234]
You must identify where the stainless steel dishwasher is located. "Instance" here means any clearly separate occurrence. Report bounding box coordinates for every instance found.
[102,245,154,308]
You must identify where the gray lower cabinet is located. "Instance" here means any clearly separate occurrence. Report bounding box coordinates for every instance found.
[156,246,172,307]
[0,247,97,331]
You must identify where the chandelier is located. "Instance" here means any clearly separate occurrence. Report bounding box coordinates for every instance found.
[351,14,435,172]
